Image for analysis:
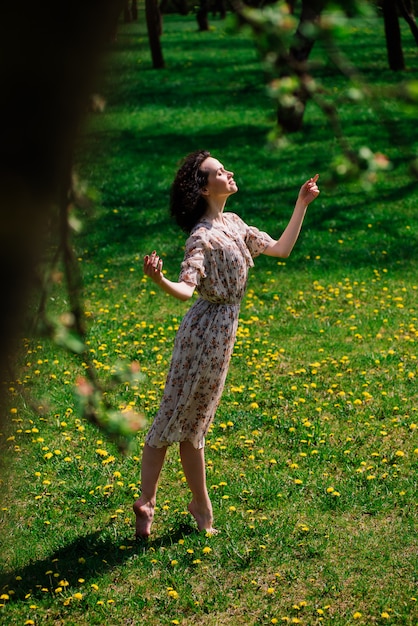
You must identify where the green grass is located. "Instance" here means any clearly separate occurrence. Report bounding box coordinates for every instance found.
[1,8,417,626]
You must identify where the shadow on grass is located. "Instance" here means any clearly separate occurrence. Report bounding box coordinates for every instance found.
[0,523,197,601]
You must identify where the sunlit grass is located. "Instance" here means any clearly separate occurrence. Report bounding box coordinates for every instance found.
[1,9,417,626]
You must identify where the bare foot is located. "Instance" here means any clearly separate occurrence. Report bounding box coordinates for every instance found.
[133,499,154,538]
[188,500,218,534]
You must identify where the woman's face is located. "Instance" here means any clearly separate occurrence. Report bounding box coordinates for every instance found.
[200,156,238,199]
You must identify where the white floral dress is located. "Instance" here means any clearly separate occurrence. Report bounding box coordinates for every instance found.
[145,212,275,449]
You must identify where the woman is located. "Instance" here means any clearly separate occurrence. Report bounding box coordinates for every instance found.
[134,150,320,537]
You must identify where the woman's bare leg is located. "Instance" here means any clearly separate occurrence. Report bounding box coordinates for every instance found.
[133,443,167,538]
[179,440,217,533]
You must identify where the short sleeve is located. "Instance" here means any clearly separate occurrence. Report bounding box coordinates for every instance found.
[245,225,275,258]
[225,213,275,258]
[178,234,207,286]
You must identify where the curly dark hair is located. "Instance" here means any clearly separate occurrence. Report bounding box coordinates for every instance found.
[170,150,211,234]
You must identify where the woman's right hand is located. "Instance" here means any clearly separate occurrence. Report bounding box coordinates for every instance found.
[144,251,164,284]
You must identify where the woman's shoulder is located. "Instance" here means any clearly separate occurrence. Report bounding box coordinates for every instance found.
[223,212,248,230]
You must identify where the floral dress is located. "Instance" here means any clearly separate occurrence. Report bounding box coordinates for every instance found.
[145,212,275,449]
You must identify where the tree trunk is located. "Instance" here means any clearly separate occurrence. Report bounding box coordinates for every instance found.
[397,0,418,46]
[0,0,122,438]
[277,0,326,132]
[197,0,210,31]
[132,0,138,21]
[145,0,165,68]
[381,0,405,70]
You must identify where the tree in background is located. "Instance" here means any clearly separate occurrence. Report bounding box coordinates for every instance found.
[233,0,418,184]
[379,0,418,70]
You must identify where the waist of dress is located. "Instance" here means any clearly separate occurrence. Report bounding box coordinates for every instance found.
[197,296,241,307]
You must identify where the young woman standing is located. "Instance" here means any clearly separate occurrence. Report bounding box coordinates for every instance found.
[134,150,320,537]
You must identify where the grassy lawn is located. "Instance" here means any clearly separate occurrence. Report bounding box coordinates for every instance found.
[1,8,417,626]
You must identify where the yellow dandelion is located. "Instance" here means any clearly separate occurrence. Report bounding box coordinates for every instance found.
[381,612,390,619]
[353,612,362,619]
[202,546,212,554]
[73,592,83,600]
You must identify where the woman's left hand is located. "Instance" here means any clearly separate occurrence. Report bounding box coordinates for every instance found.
[298,174,320,205]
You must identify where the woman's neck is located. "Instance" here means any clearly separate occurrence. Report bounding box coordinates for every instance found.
[203,199,227,223]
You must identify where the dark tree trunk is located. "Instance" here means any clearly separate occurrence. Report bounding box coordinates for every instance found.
[124,0,138,22]
[145,0,165,68]
[0,0,122,438]
[212,0,227,19]
[132,0,138,20]
[197,0,210,31]
[290,0,326,62]
[398,0,418,45]
[277,0,326,132]
[381,0,405,70]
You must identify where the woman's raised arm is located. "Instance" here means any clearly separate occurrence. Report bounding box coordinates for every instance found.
[263,174,320,258]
